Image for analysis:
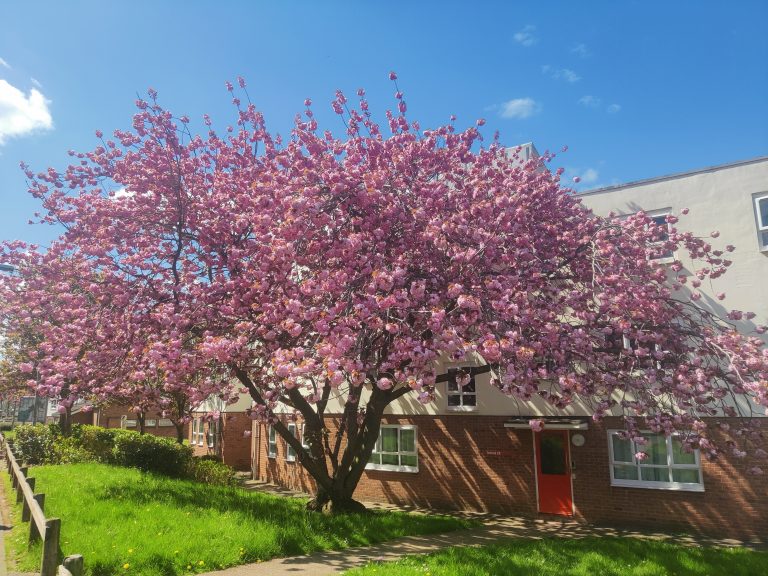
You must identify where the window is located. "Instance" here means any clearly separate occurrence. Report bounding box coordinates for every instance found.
[267,425,277,458]
[301,423,310,450]
[158,418,174,427]
[608,431,703,491]
[145,419,157,428]
[192,417,204,446]
[446,367,477,411]
[755,194,768,250]
[367,425,418,473]
[191,418,198,443]
[648,213,674,261]
[286,423,297,462]
[207,418,217,448]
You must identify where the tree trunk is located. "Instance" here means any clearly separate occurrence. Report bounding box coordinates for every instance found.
[306,485,369,514]
[58,406,72,437]
[174,422,186,444]
[137,412,146,435]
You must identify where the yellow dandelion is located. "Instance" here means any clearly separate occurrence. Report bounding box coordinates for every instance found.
[198,560,205,566]
[128,549,134,554]
[123,563,130,570]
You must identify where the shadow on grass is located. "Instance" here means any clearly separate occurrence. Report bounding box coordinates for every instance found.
[352,537,768,576]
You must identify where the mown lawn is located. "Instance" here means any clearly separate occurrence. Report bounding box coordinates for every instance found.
[346,537,768,576]
[2,463,474,576]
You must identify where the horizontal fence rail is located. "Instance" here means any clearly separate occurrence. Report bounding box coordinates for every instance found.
[0,432,83,576]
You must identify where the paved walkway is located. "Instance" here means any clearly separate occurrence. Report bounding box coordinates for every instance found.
[196,481,758,576]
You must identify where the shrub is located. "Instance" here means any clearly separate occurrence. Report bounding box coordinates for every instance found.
[186,457,238,486]
[76,425,120,462]
[52,435,92,464]
[112,431,192,476]
[11,424,56,464]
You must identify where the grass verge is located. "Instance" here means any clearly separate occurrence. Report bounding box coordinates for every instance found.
[345,536,768,576]
[2,462,474,576]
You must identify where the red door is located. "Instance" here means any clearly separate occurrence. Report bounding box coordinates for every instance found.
[535,430,573,516]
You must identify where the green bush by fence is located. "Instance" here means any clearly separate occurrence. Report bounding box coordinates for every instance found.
[8,424,235,485]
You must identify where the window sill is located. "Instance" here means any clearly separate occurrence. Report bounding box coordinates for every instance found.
[267,454,276,459]
[285,457,296,463]
[611,480,704,492]
[446,406,478,413]
[366,463,419,474]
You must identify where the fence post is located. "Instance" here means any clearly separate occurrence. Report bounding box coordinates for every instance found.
[21,477,36,522]
[30,494,45,543]
[41,518,60,576]
[16,466,28,503]
[63,554,84,576]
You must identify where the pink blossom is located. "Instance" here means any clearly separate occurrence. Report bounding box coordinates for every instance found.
[529,419,544,433]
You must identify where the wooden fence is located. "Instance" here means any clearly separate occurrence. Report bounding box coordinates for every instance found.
[0,432,83,576]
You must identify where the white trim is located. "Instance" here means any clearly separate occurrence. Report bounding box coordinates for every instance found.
[505,420,588,430]
[607,430,704,492]
[366,424,419,473]
[267,425,277,458]
[532,430,540,513]
[754,193,768,251]
[300,423,310,450]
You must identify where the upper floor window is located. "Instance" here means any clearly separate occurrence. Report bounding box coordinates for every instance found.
[648,213,674,262]
[755,194,768,251]
[446,367,477,411]
[608,431,703,491]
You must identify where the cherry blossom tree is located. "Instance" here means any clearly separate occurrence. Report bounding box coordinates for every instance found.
[1,76,766,511]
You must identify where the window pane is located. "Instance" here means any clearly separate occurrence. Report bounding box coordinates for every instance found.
[464,378,476,393]
[381,428,398,452]
[612,435,634,463]
[447,379,459,392]
[759,197,768,228]
[540,435,566,475]
[400,429,415,453]
[462,394,477,406]
[369,453,381,465]
[401,454,417,467]
[672,469,700,483]
[447,394,461,406]
[643,435,668,465]
[760,229,768,248]
[381,453,399,466]
[613,464,638,480]
[671,439,696,465]
[640,467,670,482]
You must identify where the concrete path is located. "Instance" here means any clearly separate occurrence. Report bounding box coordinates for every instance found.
[197,481,758,576]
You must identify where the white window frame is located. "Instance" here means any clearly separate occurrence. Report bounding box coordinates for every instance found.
[267,425,277,458]
[607,430,704,492]
[207,418,217,448]
[197,418,205,446]
[366,425,418,473]
[445,366,478,412]
[754,193,768,251]
[301,423,310,450]
[285,423,297,462]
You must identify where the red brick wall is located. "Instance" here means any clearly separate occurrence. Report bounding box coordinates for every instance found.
[254,414,767,540]
[96,405,188,439]
[189,412,251,470]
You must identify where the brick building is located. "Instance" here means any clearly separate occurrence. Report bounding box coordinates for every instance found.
[189,393,252,471]
[91,404,188,440]
[252,156,768,541]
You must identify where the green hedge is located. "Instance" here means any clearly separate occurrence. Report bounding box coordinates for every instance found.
[7,424,236,485]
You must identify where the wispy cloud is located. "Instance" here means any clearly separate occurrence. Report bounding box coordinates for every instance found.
[570,43,590,58]
[542,65,581,83]
[513,25,537,47]
[30,78,42,89]
[0,57,11,70]
[578,96,622,114]
[579,168,599,184]
[499,98,541,119]
[578,95,602,108]
[0,79,53,145]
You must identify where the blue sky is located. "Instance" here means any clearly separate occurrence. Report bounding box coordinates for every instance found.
[1,0,766,246]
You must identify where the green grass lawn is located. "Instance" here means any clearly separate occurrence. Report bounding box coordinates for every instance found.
[345,537,768,576]
[2,463,474,576]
